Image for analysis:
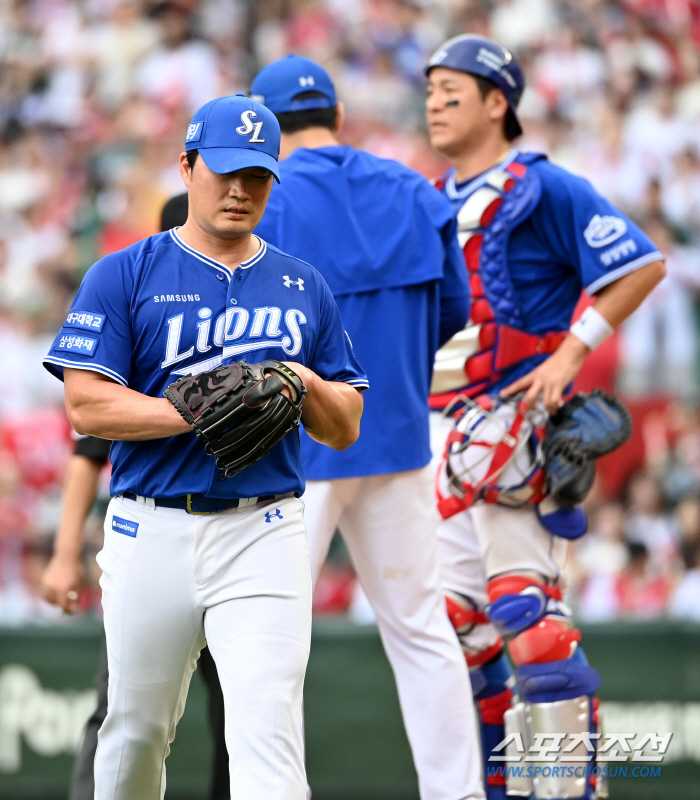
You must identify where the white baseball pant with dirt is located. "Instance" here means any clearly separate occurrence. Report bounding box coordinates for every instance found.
[303,466,486,800]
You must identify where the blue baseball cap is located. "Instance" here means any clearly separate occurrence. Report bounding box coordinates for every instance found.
[185,94,281,182]
[426,35,524,137]
[250,55,337,115]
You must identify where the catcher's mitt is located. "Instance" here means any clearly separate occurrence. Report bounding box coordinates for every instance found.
[543,389,632,507]
[165,360,306,477]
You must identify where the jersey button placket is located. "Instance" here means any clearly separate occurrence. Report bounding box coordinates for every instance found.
[227,267,241,307]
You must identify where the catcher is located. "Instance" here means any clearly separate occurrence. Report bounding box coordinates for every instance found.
[425,35,665,800]
[43,94,366,800]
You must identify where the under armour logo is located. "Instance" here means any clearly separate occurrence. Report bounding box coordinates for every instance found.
[283,276,304,290]
[236,110,265,143]
[299,76,315,87]
[265,509,283,523]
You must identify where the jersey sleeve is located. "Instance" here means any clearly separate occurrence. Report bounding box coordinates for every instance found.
[539,166,663,296]
[43,253,134,386]
[307,274,369,391]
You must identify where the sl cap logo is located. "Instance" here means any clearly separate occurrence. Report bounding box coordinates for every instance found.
[283,275,304,290]
[236,110,265,143]
[299,76,315,87]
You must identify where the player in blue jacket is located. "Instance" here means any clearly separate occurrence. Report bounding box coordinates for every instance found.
[252,56,486,800]
[43,95,366,800]
[425,36,665,800]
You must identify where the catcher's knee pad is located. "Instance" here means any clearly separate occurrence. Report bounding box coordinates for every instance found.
[515,648,600,702]
[508,615,582,666]
[444,590,503,675]
[486,573,570,640]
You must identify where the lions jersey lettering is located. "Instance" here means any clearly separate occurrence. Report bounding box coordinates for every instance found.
[161,305,307,373]
[43,229,368,501]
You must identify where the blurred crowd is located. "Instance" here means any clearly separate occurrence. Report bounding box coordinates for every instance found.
[2,0,700,624]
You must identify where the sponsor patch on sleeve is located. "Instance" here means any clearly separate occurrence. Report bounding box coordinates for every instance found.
[112,515,139,537]
[583,214,627,248]
[55,334,99,357]
[600,238,637,267]
[185,122,202,142]
[64,311,106,332]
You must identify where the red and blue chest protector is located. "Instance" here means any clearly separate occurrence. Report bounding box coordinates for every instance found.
[431,150,662,409]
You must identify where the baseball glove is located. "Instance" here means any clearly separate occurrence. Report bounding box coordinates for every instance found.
[543,389,632,507]
[165,360,306,477]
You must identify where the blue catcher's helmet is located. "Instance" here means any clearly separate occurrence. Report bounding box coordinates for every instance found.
[425,34,524,137]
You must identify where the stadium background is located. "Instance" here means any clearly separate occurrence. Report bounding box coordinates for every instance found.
[0,0,699,797]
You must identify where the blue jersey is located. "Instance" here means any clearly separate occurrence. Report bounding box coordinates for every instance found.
[255,145,469,479]
[440,149,663,391]
[43,230,367,499]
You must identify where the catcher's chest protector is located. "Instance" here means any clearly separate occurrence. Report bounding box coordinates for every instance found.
[431,159,566,407]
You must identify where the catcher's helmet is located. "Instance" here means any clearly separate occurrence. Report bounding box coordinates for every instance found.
[425,35,524,137]
[440,395,547,511]
[436,394,589,539]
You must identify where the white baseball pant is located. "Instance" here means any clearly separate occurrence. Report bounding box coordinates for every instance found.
[303,467,486,800]
[94,494,311,800]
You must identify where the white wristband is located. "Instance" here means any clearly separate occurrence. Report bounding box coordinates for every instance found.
[570,306,614,351]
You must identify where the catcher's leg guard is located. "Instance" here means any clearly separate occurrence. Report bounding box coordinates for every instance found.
[487,575,606,800]
[445,590,514,800]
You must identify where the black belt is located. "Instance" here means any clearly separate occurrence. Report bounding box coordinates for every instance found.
[121,491,283,515]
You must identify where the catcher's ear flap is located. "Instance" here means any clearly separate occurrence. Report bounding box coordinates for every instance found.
[536,499,588,540]
[243,374,285,408]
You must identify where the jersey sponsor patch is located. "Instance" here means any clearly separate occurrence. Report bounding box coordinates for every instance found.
[185,122,202,142]
[112,515,139,537]
[64,311,106,332]
[583,214,627,248]
[153,294,201,303]
[55,333,99,357]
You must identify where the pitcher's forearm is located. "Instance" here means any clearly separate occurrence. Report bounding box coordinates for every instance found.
[287,364,363,450]
[64,368,191,440]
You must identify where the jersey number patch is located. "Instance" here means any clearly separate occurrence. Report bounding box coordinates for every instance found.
[236,110,265,143]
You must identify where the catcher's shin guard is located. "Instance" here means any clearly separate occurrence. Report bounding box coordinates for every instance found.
[445,591,514,800]
[486,575,606,800]
[472,651,517,800]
